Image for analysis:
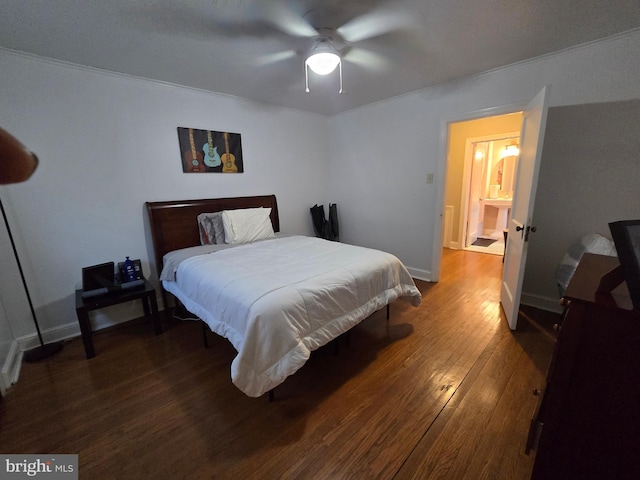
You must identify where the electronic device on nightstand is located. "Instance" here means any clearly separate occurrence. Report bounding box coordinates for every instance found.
[81,262,116,298]
[81,259,144,298]
[76,261,160,358]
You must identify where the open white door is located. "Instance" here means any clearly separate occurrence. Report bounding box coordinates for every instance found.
[500,86,550,330]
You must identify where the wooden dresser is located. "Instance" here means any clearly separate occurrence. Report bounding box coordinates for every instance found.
[528,253,640,479]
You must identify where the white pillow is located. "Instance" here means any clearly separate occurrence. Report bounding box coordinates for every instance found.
[222,207,275,244]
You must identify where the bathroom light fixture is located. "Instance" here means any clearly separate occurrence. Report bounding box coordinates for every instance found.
[305,39,343,93]
[500,144,520,158]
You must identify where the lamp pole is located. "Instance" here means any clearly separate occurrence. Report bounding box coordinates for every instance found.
[0,127,63,361]
[1,196,63,361]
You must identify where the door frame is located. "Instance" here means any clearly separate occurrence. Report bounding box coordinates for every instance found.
[431,102,527,282]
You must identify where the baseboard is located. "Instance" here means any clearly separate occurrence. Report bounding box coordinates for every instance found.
[15,298,160,352]
[8,294,167,390]
[15,321,81,352]
[407,267,431,282]
[520,292,563,314]
[1,340,23,395]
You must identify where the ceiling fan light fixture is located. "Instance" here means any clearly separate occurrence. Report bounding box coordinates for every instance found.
[304,39,343,94]
[306,52,341,75]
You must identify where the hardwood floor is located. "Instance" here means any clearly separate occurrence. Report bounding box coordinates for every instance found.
[0,249,558,479]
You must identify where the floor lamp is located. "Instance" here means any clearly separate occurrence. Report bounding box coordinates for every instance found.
[0,127,63,362]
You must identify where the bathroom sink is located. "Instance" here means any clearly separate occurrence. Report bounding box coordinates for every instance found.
[483,198,512,207]
[481,199,513,237]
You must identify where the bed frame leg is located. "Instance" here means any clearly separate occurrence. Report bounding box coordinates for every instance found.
[202,321,209,349]
[268,389,275,402]
[386,304,390,335]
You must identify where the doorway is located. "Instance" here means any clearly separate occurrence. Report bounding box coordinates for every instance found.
[432,86,551,331]
[441,112,523,256]
[463,134,520,256]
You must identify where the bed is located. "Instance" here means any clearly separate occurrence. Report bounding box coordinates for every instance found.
[146,195,421,397]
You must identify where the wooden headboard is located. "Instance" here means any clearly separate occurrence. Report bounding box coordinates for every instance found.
[145,195,279,277]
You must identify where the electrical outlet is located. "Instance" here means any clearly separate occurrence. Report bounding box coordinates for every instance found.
[426,173,434,184]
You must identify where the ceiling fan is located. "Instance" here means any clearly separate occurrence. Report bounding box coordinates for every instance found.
[207,0,427,93]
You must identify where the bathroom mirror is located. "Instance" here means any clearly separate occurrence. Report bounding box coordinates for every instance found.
[483,138,519,199]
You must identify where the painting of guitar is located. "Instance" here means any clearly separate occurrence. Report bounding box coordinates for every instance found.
[202,131,221,167]
[182,128,204,173]
[177,127,242,173]
[221,132,238,173]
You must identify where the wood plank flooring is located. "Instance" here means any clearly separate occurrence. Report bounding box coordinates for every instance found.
[0,248,558,479]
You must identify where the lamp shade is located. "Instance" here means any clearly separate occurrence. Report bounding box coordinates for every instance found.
[305,41,341,75]
[0,128,38,184]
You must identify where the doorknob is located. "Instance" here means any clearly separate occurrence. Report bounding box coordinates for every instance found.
[525,225,537,241]
[515,224,536,240]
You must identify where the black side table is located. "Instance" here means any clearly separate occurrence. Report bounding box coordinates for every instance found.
[75,279,161,359]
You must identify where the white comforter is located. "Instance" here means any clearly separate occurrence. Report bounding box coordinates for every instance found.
[162,235,421,397]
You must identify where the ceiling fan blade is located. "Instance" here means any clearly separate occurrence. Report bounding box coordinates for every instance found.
[140,2,258,41]
[337,6,422,43]
[343,47,390,73]
[206,1,318,39]
[261,3,319,38]
[252,49,299,68]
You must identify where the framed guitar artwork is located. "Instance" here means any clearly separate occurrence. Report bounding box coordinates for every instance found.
[177,127,243,173]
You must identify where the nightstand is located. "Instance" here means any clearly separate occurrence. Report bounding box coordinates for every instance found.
[75,279,161,359]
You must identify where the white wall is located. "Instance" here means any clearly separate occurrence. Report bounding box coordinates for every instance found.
[327,30,640,282]
[522,100,640,310]
[0,49,330,352]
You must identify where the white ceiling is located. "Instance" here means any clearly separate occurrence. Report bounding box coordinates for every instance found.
[2,0,639,116]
